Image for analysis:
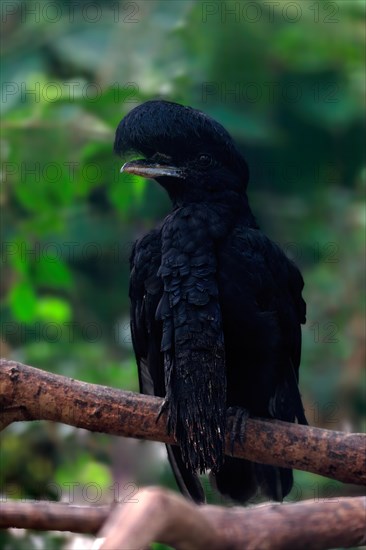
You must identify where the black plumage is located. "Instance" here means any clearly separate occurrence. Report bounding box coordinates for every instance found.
[114,100,307,503]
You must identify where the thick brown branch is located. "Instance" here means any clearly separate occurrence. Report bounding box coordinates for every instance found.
[0,492,365,549]
[100,489,366,550]
[0,359,365,485]
[0,501,108,533]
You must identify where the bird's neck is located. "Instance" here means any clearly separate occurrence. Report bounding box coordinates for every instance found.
[167,197,258,244]
[173,194,256,224]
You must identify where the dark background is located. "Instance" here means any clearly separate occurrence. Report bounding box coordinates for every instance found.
[1,1,365,548]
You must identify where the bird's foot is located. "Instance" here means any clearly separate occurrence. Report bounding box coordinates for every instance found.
[156,398,169,424]
[227,406,250,456]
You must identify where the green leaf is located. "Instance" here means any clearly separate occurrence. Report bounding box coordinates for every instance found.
[4,238,30,276]
[131,174,147,203]
[78,461,112,488]
[8,280,37,323]
[108,171,147,213]
[55,454,111,489]
[35,297,72,323]
[34,256,73,289]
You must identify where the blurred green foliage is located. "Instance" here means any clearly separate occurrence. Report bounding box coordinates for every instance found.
[1,0,365,547]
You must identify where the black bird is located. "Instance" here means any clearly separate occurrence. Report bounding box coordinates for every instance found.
[114,100,307,503]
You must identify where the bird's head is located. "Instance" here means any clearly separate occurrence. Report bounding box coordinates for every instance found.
[114,100,250,206]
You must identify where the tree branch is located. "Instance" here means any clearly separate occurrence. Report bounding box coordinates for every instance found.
[0,492,365,549]
[0,501,108,533]
[100,489,366,550]
[0,359,365,485]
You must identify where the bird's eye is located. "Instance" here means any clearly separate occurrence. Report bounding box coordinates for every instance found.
[197,154,213,168]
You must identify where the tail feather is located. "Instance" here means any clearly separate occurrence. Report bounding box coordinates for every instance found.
[210,457,258,502]
[254,463,293,501]
[212,457,293,502]
[166,445,205,504]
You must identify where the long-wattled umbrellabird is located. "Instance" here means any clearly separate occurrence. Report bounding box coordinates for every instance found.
[114,100,307,504]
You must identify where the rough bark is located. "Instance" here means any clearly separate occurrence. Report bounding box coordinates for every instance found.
[0,491,365,550]
[0,501,108,533]
[1,359,365,485]
[100,489,366,550]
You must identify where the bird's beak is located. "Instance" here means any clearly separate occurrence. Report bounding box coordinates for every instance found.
[120,159,185,179]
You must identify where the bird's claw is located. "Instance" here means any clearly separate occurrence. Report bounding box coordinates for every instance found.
[156,398,169,423]
[227,406,249,455]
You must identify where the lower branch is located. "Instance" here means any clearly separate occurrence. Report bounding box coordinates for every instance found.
[0,492,365,549]
[0,359,365,485]
[0,501,108,533]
